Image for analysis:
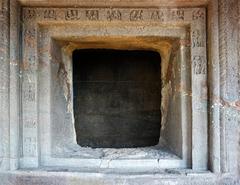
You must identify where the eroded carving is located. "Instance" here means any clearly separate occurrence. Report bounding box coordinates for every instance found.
[65,9,80,20]
[85,10,99,21]
[192,9,205,20]
[170,10,184,21]
[107,9,121,21]
[20,8,208,24]
[192,30,204,47]
[23,9,36,20]
[130,10,143,21]
[24,37,35,48]
[24,28,36,38]
[193,56,206,74]
[151,10,164,21]
[44,9,57,20]
[23,137,37,157]
[23,83,36,102]
[24,119,37,129]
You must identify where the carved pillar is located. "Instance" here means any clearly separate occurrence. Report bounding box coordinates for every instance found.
[9,0,20,170]
[0,0,10,171]
[21,8,39,168]
[208,0,221,173]
[218,0,240,173]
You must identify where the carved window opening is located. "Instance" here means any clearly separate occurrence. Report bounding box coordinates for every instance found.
[72,49,161,148]
[18,6,209,171]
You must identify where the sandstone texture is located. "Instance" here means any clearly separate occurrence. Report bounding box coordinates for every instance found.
[0,0,239,185]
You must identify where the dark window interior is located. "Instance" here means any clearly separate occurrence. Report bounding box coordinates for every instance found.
[73,49,161,148]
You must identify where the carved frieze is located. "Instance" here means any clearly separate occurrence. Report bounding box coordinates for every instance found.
[21,7,206,23]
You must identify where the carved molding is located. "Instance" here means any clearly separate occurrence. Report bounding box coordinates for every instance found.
[18,0,209,7]
[21,7,207,23]
[19,7,208,171]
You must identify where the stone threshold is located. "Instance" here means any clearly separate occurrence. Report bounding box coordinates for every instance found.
[1,168,215,178]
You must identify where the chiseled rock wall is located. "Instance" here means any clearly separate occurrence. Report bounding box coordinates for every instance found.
[0,0,239,184]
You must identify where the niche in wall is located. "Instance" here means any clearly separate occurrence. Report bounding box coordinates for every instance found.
[72,49,161,148]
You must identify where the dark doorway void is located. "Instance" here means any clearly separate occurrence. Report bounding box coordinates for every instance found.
[73,49,161,148]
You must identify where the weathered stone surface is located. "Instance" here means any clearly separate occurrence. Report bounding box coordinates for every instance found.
[218,0,240,173]
[0,171,239,185]
[0,0,239,184]
[0,0,9,171]
[18,0,209,7]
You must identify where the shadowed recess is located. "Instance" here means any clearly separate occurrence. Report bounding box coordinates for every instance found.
[73,49,161,148]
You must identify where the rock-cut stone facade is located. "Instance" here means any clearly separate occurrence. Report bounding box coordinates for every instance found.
[0,0,239,185]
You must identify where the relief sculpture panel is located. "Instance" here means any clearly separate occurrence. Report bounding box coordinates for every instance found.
[107,9,122,21]
[19,7,207,25]
[193,56,207,74]
[44,9,57,20]
[65,9,81,20]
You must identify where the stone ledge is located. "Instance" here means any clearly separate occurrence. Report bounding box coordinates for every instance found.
[1,170,239,185]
